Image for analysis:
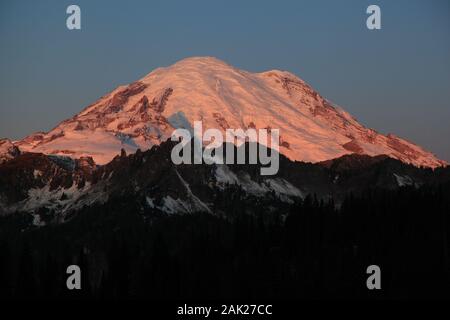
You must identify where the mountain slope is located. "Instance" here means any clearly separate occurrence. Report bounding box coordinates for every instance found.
[0,139,20,164]
[2,139,450,223]
[11,56,447,167]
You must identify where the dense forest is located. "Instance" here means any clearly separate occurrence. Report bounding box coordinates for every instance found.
[0,180,449,300]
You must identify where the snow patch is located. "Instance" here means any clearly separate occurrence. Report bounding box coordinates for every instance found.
[32,214,46,227]
[215,165,302,201]
[393,173,414,187]
[33,170,43,179]
[145,196,155,208]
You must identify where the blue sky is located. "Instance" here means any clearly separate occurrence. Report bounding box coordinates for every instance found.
[1,0,449,160]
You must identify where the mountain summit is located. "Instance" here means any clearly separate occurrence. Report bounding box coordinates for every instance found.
[12,56,447,167]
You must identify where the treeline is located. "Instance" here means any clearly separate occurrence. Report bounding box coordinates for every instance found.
[0,182,449,300]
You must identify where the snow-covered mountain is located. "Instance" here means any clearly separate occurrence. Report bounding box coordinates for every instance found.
[9,57,447,168]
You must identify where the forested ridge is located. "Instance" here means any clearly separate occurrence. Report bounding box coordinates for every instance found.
[0,180,449,300]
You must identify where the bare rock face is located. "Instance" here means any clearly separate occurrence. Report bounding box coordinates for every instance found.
[0,139,21,164]
[5,56,447,168]
[105,81,147,113]
[343,140,364,154]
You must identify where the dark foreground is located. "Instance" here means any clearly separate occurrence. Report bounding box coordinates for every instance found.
[0,180,449,301]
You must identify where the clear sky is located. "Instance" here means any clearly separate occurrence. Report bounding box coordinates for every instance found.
[1,0,449,160]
